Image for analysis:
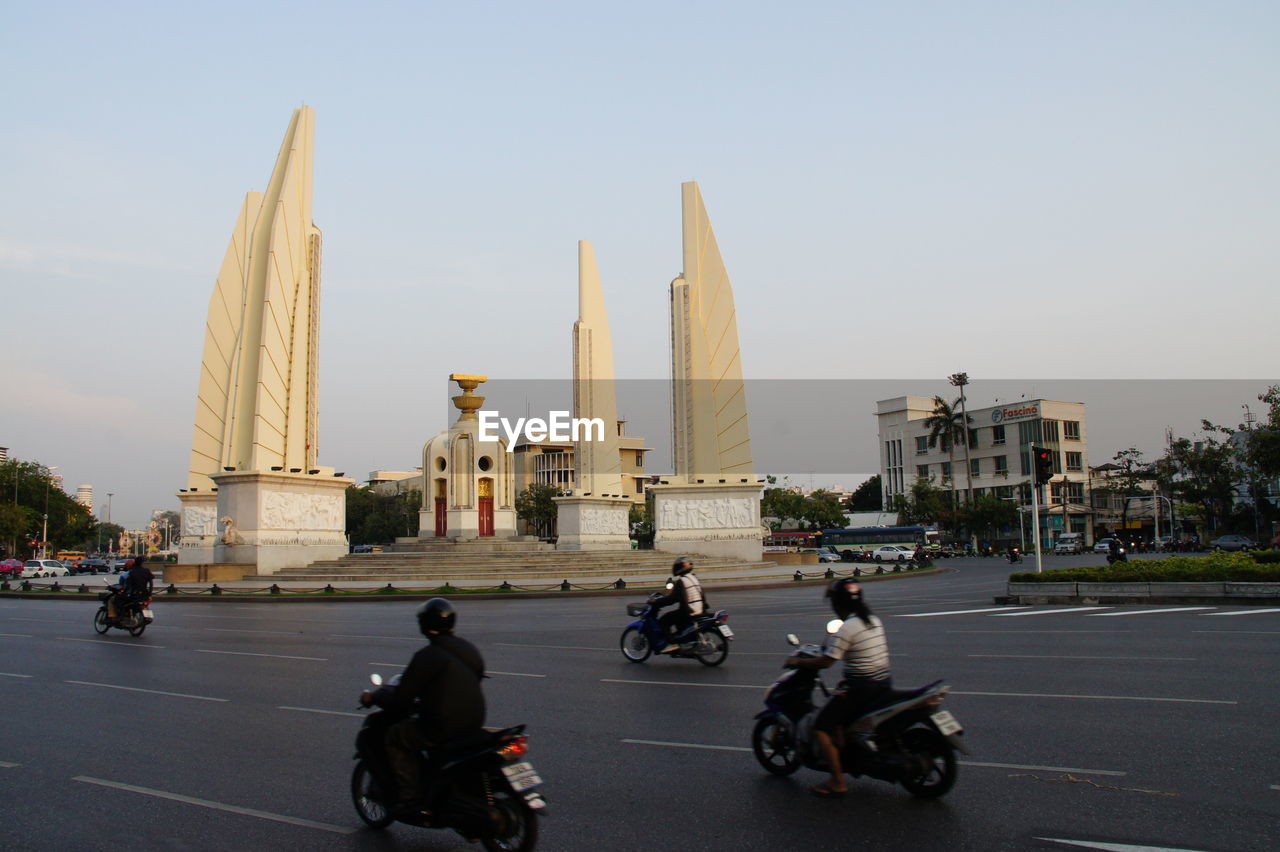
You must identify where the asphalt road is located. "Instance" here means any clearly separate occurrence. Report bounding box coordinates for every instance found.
[1,560,1277,851]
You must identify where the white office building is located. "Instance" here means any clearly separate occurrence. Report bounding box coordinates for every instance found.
[876,397,1093,547]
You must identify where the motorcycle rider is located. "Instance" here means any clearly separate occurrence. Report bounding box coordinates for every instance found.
[652,557,706,653]
[361,598,487,819]
[1108,537,1124,563]
[785,579,892,797]
[112,558,153,617]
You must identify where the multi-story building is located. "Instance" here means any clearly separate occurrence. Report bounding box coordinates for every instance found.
[511,420,652,504]
[876,396,1093,547]
[75,484,94,513]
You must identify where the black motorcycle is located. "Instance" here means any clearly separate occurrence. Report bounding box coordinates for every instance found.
[352,674,545,851]
[1106,546,1128,565]
[1006,547,1023,564]
[751,627,967,799]
[93,585,153,637]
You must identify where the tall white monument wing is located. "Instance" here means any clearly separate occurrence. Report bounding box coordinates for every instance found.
[671,181,754,479]
[573,241,623,496]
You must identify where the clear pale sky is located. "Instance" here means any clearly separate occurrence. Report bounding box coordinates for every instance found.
[2,1,1277,526]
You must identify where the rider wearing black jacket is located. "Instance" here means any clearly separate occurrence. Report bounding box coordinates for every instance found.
[652,557,706,653]
[362,598,487,818]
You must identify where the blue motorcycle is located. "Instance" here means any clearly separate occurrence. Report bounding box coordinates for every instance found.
[619,592,732,666]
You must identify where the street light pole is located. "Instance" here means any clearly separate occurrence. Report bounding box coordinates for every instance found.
[40,466,58,559]
[948,373,973,506]
[106,492,114,555]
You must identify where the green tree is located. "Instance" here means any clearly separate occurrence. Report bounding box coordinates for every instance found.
[515,484,559,538]
[894,477,948,527]
[629,500,653,548]
[924,396,970,523]
[0,458,93,557]
[1163,431,1238,532]
[845,475,882,511]
[802,490,848,531]
[761,485,807,530]
[1095,447,1151,531]
[959,494,1018,543]
[345,486,421,546]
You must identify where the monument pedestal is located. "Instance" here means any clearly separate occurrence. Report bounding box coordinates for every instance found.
[176,491,219,564]
[207,471,352,575]
[554,496,633,551]
[651,482,763,563]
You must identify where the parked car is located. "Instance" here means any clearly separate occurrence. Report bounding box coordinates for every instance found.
[1209,534,1256,552]
[0,558,23,577]
[21,559,70,578]
[800,548,841,563]
[871,545,914,562]
[1093,538,1117,554]
[76,557,111,574]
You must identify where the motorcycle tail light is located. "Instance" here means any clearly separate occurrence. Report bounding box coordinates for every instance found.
[716,612,728,623]
[498,736,529,762]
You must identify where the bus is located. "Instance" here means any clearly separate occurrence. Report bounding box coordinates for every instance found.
[817,526,940,559]
[55,550,86,564]
[763,530,818,551]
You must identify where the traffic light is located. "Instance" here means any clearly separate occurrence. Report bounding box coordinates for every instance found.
[1032,446,1054,485]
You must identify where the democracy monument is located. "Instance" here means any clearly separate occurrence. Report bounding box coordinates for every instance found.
[175,108,763,574]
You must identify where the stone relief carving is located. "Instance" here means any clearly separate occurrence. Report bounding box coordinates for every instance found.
[183,505,217,537]
[579,507,629,536]
[220,516,242,545]
[656,497,755,531]
[261,490,344,531]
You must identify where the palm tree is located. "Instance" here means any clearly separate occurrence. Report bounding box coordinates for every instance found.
[925,396,969,530]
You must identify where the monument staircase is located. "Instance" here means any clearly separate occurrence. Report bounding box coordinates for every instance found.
[264,549,779,589]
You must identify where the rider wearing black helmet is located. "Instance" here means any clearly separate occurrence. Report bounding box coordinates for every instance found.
[651,557,707,653]
[784,578,893,797]
[363,598,487,818]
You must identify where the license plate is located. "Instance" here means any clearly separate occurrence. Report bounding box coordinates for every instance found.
[931,710,962,736]
[718,625,734,638]
[501,761,542,791]
[142,609,154,619]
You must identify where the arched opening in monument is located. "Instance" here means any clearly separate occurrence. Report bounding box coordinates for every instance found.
[478,477,495,537]
[433,478,447,537]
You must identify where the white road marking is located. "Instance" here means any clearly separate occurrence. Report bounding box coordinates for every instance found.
[489,671,548,678]
[897,606,1031,618]
[968,654,1195,662]
[205,627,303,635]
[621,738,751,752]
[953,690,1235,705]
[57,638,165,649]
[1203,608,1280,616]
[369,662,405,667]
[1270,784,1280,791]
[603,678,760,689]
[496,642,616,652]
[962,760,1124,776]
[1037,838,1209,852]
[66,680,228,702]
[278,706,364,718]
[0,633,33,638]
[73,776,356,834]
[0,761,19,768]
[990,607,1112,617]
[1086,607,1216,617]
[1192,630,1280,635]
[194,649,326,661]
[332,633,420,642]
[947,630,1126,634]
[0,672,33,678]
[7,617,77,624]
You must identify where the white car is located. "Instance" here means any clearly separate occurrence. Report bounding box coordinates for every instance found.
[871,545,915,562]
[21,559,70,578]
[801,548,841,564]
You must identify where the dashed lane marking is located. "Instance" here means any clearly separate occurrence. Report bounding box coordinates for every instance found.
[57,638,164,649]
[0,633,33,638]
[488,671,548,678]
[496,642,616,651]
[205,627,305,635]
[967,654,1196,662]
[73,776,356,834]
[0,672,33,678]
[621,738,751,752]
[1037,838,1210,852]
[278,706,364,718]
[953,690,1235,705]
[0,761,19,768]
[603,678,760,689]
[896,606,1032,617]
[991,607,1113,617]
[66,680,228,702]
[1203,608,1280,616]
[1086,607,1216,617]
[194,649,326,661]
[961,760,1125,777]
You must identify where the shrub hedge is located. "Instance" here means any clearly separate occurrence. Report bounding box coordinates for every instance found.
[1010,551,1280,583]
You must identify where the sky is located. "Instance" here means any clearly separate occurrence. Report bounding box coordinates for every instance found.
[1,1,1277,527]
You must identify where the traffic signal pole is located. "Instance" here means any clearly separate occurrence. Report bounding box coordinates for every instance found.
[1028,442,1043,573]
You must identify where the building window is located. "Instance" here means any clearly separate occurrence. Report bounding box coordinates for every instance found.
[940,462,952,480]
[1065,451,1083,471]
[916,465,930,480]
[1042,419,1060,442]
[1064,420,1081,441]
[635,451,644,467]
[635,478,645,495]
[973,487,987,498]
[915,436,929,455]
[995,485,1013,499]
[993,455,1008,475]
[968,429,978,449]
[969,458,981,477]
[992,425,1006,445]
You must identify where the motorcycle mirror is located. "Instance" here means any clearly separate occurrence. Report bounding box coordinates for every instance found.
[826,619,843,635]
[786,633,799,646]
[370,673,382,686]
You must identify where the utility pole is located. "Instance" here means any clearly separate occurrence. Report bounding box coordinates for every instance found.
[106,493,114,554]
[949,373,973,505]
[1027,443,1042,573]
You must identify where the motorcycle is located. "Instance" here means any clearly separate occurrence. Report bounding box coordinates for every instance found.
[751,625,967,799]
[352,674,545,851]
[1006,547,1022,564]
[619,590,732,666]
[1106,546,1128,565]
[93,584,153,637]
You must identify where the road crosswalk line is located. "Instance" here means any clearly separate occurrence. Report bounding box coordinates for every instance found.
[1204,608,1280,616]
[1086,607,1216,617]
[990,607,1112,617]
[896,606,1031,618]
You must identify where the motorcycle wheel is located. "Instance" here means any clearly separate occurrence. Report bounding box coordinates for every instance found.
[899,728,957,799]
[751,717,800,776]
[350,761,394,829]
[93,607,110,635]
[695,631,729,667]
[480,778,538,852]
[127,613,147,637]
[620,626,651,662]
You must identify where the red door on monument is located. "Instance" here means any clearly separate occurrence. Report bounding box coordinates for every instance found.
[434,497,447,537]
[478,498,494,537]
